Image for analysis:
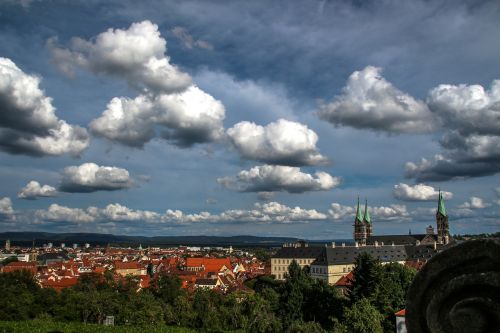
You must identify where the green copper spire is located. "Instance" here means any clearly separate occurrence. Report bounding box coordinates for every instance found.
[356,197,363,221]
[438,190,447,217]
[363,199,371,224]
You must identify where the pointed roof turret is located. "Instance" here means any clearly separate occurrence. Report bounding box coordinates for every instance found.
[363,199,371,224]
[356,197,363,222]
[438,190,447,217]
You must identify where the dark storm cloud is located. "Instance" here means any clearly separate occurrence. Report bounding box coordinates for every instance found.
[405,79,500,182]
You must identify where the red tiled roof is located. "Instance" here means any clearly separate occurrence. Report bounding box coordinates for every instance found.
[41,277,79,291]
[2,261,37,274]
[186,258,232,272]
[395,309,406,316]
[114,261,143,270]
[335,271,354,287]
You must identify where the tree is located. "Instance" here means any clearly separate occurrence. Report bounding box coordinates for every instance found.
[349,252,383,303]
[279,260,310,326]
[343,298,384,333]
[148,272,184,304]
[372,263,417,332]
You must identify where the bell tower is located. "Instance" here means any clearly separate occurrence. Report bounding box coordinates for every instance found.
[436,190,449,244]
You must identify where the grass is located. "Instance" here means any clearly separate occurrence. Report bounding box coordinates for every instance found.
[0,320,196,333]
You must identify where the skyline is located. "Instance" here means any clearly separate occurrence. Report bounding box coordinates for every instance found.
[0,0,499,239]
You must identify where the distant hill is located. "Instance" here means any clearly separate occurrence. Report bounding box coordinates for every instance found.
[0,232,317,248]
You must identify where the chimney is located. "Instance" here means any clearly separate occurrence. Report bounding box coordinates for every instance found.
[342,242,345,248]
[331,242,336,248]
[391,241,395,247]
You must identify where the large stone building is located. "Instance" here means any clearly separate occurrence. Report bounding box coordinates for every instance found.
[271,192,451,283]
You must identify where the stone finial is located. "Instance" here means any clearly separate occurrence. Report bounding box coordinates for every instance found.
[406,238,500,333]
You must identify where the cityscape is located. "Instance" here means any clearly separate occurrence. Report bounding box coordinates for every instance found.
[0,1,499,332]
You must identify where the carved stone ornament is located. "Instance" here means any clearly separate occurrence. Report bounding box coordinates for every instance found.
[406,238,500,333]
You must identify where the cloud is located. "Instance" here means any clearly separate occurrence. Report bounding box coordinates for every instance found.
[217,165,340,193]
[96,203,161,222]
[405,132,500,181]
[0,57,89,156]
[371,204,409,220]
[328,202,409,221]
[35,204,95,223]
[393,183,452,201]
[59,163,132,193]
[328,203,355,220]
[215,202,327,223]
[427,80,500,136]
[257,192,274,201]
[318,66,435,134]
[30,201,328,225]
[89,86,225,148]
[0,197,14,215]
[406,79,500,181]
[227,119,328,166]
[47,21,191,94]
[52,21,225,148]
[34,203,160,224]
[18,181,57,200]
[171,26,213,50]
[458,197,491,210]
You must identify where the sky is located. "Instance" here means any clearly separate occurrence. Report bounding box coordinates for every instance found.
[0,0,499,239]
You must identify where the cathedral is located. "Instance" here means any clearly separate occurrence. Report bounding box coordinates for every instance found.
[354,191,450,246]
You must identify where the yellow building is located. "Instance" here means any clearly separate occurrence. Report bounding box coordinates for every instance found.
[310,243,407,284]
[271,242,323,280]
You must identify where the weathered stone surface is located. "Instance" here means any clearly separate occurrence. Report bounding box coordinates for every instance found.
[406,239,500,333]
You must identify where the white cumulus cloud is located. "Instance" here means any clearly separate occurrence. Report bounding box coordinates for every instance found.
[427,80,500,136]
[90,86,225,148]
[217,165,340,193]
[18,181,57,200]
[0,197,14,215]
[60,163,132,193]
[318,66,436,134]
[0,57,89,156]
[458,197,491,210]
[227,119,328,166]
[393,183,453,201]
[48,21,191,93]
[328,203,355,220]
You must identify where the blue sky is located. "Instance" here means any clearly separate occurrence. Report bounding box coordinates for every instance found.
[0,0,498,239]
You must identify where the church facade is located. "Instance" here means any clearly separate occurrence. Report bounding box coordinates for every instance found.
[358,191,450,247]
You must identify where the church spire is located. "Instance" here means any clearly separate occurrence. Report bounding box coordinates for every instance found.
[438,190,447,217]
[356,196,363,222]
[436,189,449,244]
[363,199,371,224]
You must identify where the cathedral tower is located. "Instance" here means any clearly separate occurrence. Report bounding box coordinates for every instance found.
[436,190,449,244]
[353,197,366,245]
